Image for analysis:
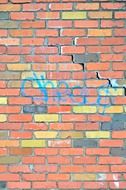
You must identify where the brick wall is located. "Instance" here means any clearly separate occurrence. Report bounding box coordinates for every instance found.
[0,0,126,189]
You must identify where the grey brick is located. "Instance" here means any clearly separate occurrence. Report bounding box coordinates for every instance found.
[0,21,19,28]
[23,105,47,113]
[111,148,126,157]
[73,53,99,63]
[0,12,9,20]
[0,182,6,189]
[101,122,125,130]
[113,114,126,122]
[73,139,97,148]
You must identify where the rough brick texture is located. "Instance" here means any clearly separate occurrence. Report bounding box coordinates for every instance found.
[0,0,126,189]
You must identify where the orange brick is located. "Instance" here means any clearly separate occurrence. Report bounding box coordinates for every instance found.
[10,148,32,155]
[10,29,32,37]
[76,3,99,10]
[50,123,73,130]
[48,106,71,113]
[88,11,112,18]
[48,174,69,181]
[0,140,19,147]
[37,12,59,19]
[88,29,112,36]
[112,132,126,138]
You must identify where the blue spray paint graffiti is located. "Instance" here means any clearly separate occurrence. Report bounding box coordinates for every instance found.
[21,71,112,114]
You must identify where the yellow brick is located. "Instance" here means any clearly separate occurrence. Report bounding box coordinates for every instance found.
[86,131,110,138]
[60,132,83,138]
[8,81,31,88]
[0,97,7,104]
[0,114,7,122]
[34,131,58,138]
[0,4,21,11]
[33,80,57,88]
[88,29,112,36]
[98,106,123,113]
[62,12,86,19]
[73,174,96,181]
[124,106,126,112]
[99,88,124,96]
[7,64,31,71]
[21,72,46,79]
[88,11,112,18]
[34,114,58,122]
[21,140,46,147]
[73,106,97,113]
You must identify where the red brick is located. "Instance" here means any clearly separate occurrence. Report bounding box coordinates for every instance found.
[23,3,46,11]
[58,182,82,189]
[10,131,32,139]
[84,182,108,189]
[61,46,85,54]
[8,114,32,122]
[0,106,20,113]
[9,97,32,105]
[9,165,31,173]
[86,148,109,155]
[73,156,96,164]
[50,3,72,10]
[34,148,58,155]
[0,174,19,181]
[115,12,126,18]
[48,174,69,181]
[32,182,57,189]
[8,182,31,189]
[22,38,44,45]
[22,156,45,164]
[75,20,99,28]
[100,140,123,147]
[21,21,45,28]
[48,37,72,45]
[111,165,126,172]
[99,157,122,164]
[23,174,45,181]
[11,12,34,20]
[36,29,58,37]
[48,156,70,164]
[101,3,125,9]
[61,29,86,36]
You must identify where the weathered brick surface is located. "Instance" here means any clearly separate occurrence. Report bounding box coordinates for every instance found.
[0,0,126,189]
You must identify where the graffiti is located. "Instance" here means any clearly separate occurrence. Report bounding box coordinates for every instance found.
[21,71,112,114]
